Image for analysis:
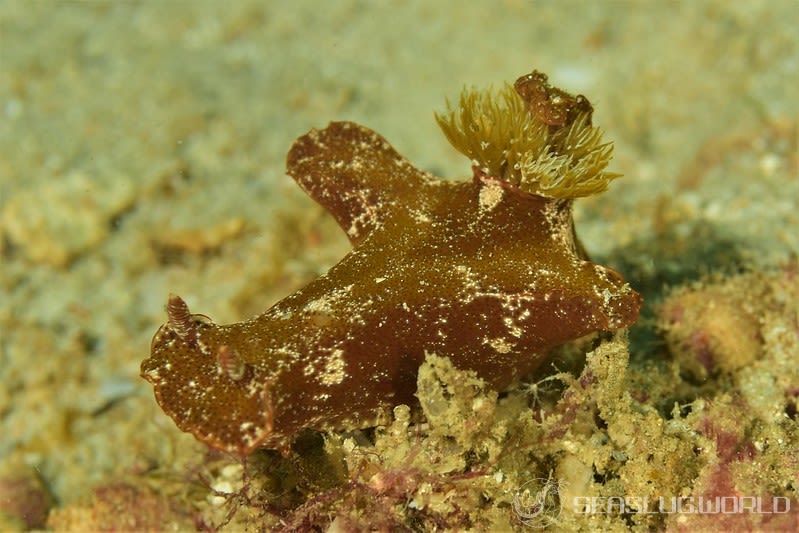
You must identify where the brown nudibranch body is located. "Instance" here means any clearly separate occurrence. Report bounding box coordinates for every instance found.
[141,70,642,455]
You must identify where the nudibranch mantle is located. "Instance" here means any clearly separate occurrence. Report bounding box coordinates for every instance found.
[142,71,642,455]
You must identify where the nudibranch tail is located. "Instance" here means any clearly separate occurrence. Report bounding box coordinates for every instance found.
[513,70,593,128]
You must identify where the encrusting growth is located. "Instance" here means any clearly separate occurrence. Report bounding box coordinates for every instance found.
[141,69,642,455]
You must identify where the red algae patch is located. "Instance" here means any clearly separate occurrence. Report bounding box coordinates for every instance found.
[658,262,798,384]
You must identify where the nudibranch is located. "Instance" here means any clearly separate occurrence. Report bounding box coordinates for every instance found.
[141,70,642,455]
